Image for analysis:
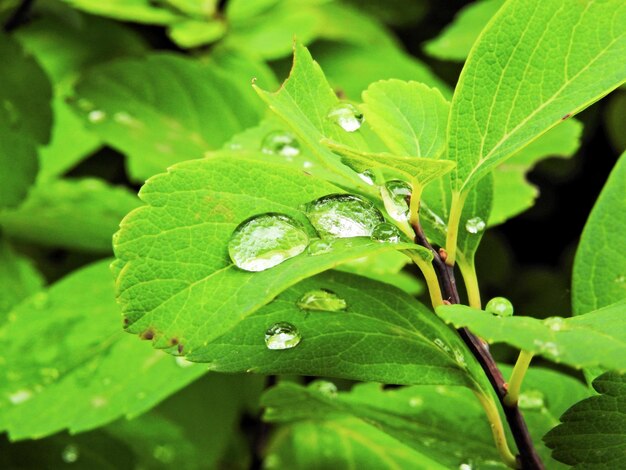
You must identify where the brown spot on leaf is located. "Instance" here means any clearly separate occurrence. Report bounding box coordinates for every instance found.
[177,344,184,354]
[561,113,571,120]
[140,328,155,340]
[170,338,179,346]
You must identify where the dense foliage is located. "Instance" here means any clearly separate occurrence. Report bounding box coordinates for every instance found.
[0,0,625,468]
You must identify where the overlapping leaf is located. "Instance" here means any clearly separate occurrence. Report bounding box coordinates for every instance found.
[0,239,43,318]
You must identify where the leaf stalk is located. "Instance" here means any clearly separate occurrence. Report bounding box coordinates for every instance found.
[504,351,534,407]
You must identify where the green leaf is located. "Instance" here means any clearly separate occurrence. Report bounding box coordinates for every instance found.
[266,418,447,470]
[313,42,452,100]
[436,301,626,372]
[490,119,583,225]
[423,0,503,61]
[0,129,39,209]
[187,270,484,389]
[114,155,433,361]
[0,33,53,145]
[167,18,226,49]
[0,239,44,318]
[573,151,626,314]
[0,178,141,253]
[72,54,264,181]
[605,90,626,152]
[448,0,626,196]
[0,260,206,440]
[262,381,503,468]
[361,79,450,158]
[544,372,626,469]
[60,0,183,24]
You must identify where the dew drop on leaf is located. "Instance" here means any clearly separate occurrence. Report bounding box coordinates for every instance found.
[371,222,401,243]
[358,169,375,185]
[380,180,411,222]
[465,216,486,234]
[459,463,472,470]
[87,110,106,123]
[409,397,423,407]
[305,194,384,238]
[327,102,364,132]
[175,356,195,368]
[307,239,333,256]
[153,445,175,463]
[113,111,137,126]
[264,322,301,350]
[228,213,309,272]
[8,389,32,405]
[533,339,560,358]
[310,379,338,397]
[614,274,626,284]
[543,316,568,332]
[297,289,347,311]
[485,297,514,317]
[62,444,80,463]
[261,130,301,158]
[518,390,545,410]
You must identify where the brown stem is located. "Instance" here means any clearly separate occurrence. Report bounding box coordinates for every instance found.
[412,220,544,470]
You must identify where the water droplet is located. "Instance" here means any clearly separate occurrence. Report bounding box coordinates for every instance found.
[40,367,60,384]
[327,103,364,132]
[358,169,375,185]
[465,217,486,234]
[113,111,137,126]
[76,98,95,112]
[371,222,401,243]
[8,389,32,405]
[297,289,347,311]
[87,110,106,123]
[380,180,411,222]
[459,463,472,470]
[261,131,301,158]
[433,338,451,353]
[305,194,384,238]
[409,397,423,407]
[153,445,175,463]
[307,239,333,256]
[453,348,467,368]
[533,339,560,358]
[310,380,338,397]
[265,322,301,350]
[485,297,514,317]
[62,444,79,463]
[614,275,625,284]
[518,390,545,410]
[175,356,195,368]
[228,213,309,272]
[90,396,107,408]
[543,316,568,332]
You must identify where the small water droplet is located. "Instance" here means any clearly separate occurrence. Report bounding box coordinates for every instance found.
[62,444,79,463]
[358,169,375,185]
[310,380,338,397]
[76,99,95,112]
[305,194,384,238]
[371,222,401,243]
[380,180,411,222]
[153,445,175,463]
[409,397,423,407]
[433,338,451,353]
[228,213,309,272]
[87,110,106,123]
[485,297,514,317]
[113,111,137,126]
[614,275,626,284]
[297,289,347,311]
[543,316,568,332]
[307,239,333,256]
[533,339,560,358]
[90,396,107,408]
[40,367,60,384]
[453,348,467,368]
[8,389,32,405]
[175,356,195,368]
[265,322,301,350]
[261,131,301,158]
[327,103,364,132]
[303,160,314,169]
[465,217,486,234]
[459,463,472,470]
[518,390,545,410]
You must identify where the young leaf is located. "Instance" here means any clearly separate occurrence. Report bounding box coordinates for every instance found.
[573,151,626,314]
[262,381,502,467]
[361,79,450,158]
[187,271,484,389]
[0,239,44,318]
[59,0,182,24]
[72,54,265,181]
[0,178,141,253]
[423,0,504,61]
[0,260,206,440]
[0,130,39,210]
[113,156,427,358]
[544,372,626,469]
[436,301,626,371]
[448,0,626,196]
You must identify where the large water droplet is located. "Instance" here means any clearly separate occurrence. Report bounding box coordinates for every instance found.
[297,289,347,311]
[87,110,106,123]
[305,194,384,238]
[327,103,364,132]
[485,297,514,317]
[459,463,472,470]
[261,131,301,158]
[265,322,301,350]
[380,180,411,222]
[310,380,338,397]
[228,213,309,272]
[62,444,80,463]
[543,316,568,332]
[465,217,486,234]
[518,390,545,410]
[8,389,32,405]
[371,222,401,243]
